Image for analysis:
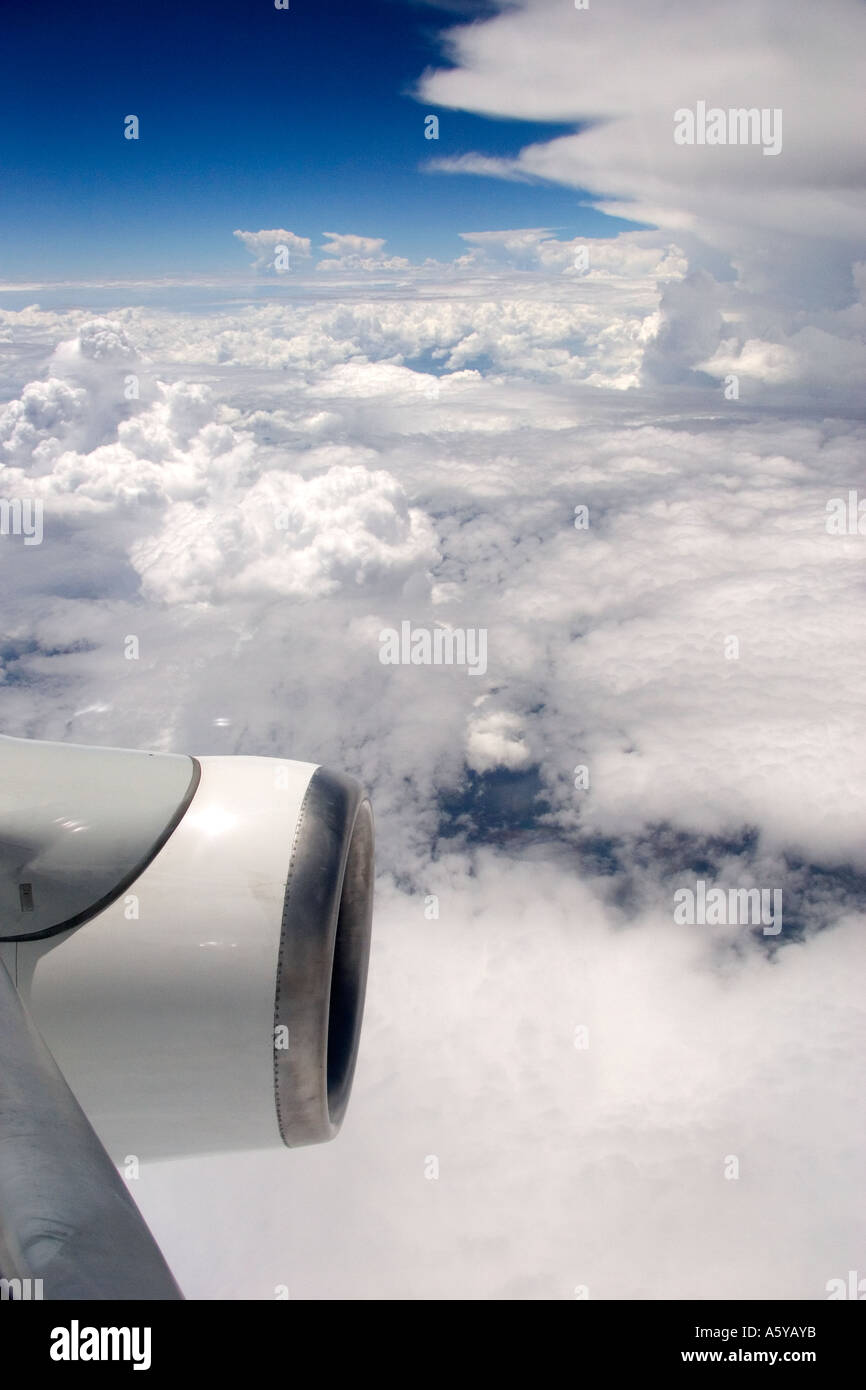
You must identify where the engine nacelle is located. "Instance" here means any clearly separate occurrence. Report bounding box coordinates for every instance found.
[0,735,374,1161]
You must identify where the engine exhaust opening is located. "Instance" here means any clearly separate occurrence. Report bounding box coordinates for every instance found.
[326,797,374,1128]
[273,767,375,1147]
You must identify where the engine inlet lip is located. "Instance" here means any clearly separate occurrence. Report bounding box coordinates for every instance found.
[273,766,374,1147]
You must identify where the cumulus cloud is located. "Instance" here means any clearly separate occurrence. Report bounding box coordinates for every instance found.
[54,317,138,368]
[130,464,439,604]
[0,318,152,470]
[466,706,532,773]
[456,228,686,281]
[317,231,411,272]
[233,228,312,272]
[0,377,88,469]
[700,323,866,392]
[104,279,667,388]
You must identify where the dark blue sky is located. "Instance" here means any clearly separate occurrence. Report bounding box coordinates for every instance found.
[1,0,637,278]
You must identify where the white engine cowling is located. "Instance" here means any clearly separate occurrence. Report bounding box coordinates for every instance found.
[0,735,374,1163]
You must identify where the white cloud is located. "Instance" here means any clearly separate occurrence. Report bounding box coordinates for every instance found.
[700,326,866,391]
[429,151,536,183]
[418,0,866,305]
[0,378,88,468]
[317,231,411,272]
[1,185,864,1298]
[466,707,532,772]
[233,228,312,272]
[456,229,686,281]
[131,862,866,1299]
[129,464,440,604]
[58,317,137,366]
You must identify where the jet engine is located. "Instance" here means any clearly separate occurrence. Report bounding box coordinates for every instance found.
[0,734,375,1161]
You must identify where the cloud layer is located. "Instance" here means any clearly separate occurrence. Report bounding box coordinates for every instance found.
[0,260,863,1298]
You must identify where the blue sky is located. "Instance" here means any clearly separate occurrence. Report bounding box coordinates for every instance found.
[0,0,640,280]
